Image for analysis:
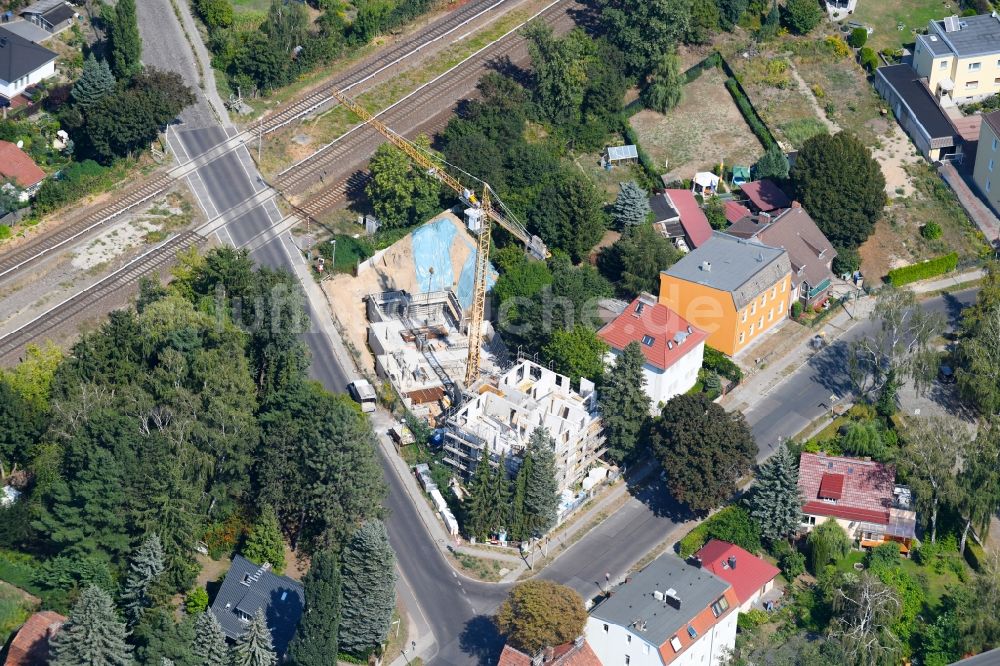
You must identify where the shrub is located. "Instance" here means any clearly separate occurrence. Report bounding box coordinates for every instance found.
[826,35,851,58]
[886,252,958,286]
[865,542,900,573]
[679,525,709,558]
[0,225,9,241]
[780,549,806,578]
[737,608,769,631]
[848,28,868,49]
[859,47,879,72]
[921,221,943,240]
[185,587,209,614]
[703,346,743,382]
[791,301,804,319]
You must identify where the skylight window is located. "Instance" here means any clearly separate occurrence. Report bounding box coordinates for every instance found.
[669,636,682,652]
[687,625,698,639]
[641,335,655,347]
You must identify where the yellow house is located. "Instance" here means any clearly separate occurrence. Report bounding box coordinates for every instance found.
[658,231,792,357]
[972,111,1000,212]
[913,13,1000,104]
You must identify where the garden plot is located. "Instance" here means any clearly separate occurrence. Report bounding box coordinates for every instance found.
[727,54,821,150]
[629,67,764,178]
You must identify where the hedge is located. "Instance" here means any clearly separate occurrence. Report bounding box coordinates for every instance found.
[886,252,958,286]
[725,77,777,150]
[620,119,662,184]
[684,52,722,83]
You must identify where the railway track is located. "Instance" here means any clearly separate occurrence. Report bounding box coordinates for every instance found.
[251,0,511,136]
[0,173,175,281]
[279,0,577,214]
[0,230,203,364]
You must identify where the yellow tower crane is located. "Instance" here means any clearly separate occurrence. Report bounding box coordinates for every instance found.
[329,89,548,386]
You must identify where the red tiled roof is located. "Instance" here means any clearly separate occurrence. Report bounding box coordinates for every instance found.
[664,189,712,248]
[498,641,601,666]
[739,180,791,212]
[597,296,708,372]
[694,540,780,606]
[724,201,750,224]
[818,472,844,500]
[0,140,45,189]
[798,452,898,526]
[6,611,66,666]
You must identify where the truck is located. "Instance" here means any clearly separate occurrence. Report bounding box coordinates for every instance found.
[347,378,377,413]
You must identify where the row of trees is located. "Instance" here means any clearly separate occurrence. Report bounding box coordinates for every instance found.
[463,428,561,542]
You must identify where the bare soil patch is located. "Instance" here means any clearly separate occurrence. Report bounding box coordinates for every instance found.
[629,67,764,179]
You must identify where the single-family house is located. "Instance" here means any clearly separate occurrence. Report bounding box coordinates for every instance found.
[875,64,962,161]
[650,189,712,252]
[210,555,305,656]
[0,140,45,199]
[4,610,65,666]
[597,293,707,409]
[658,232,792,356]
[972,110,1000,212]
[19,0,77,34]
[0,26,57,106]
[913,13,1000,104]
[498,638,602,666]
[693,540,780,613]
[738,179,791,213]
[726,205,837,307]
[586,552,739,666]
[798,452,918,553]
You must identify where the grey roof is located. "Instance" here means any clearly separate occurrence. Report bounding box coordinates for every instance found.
[649,193,679,224]
[0,26,57,87]
[0,20,50,44]
[590,554,732,648]
[209,555,305,656]
[19,0,66,15]
[732,207,836,291]
[916,32,952,57]
[929,13,1000,58]
[607,144,638,161]
[663,231,791,310]
[39,4,76,26]
[876,65,957,141]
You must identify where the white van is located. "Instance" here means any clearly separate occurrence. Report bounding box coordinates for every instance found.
[347,379,377,413]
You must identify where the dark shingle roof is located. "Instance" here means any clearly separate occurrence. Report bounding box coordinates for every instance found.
[210,555,305,656]
[876,65,957,140]
[40,3,76,26]
[0,26,57,87]
[649,193,679,224]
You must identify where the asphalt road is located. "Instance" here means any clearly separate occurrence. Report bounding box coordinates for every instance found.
[744,288,979,457]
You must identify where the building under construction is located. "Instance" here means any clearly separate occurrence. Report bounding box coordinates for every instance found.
[366,289,506,422]
[442,359,606,496]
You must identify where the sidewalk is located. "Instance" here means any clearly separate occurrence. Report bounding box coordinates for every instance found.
[910,267,985,294]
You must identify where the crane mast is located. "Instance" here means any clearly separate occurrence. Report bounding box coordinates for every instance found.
[328,88,547,386]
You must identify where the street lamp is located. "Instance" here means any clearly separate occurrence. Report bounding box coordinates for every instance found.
[330,239,337,270]
[402,640,417,665]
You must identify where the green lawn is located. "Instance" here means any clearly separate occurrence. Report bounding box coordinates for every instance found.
[231,0,271,13]
[850,0,951,52]
[835,549,965,608]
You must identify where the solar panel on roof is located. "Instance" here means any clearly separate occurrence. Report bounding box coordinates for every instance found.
[944,15,960,32]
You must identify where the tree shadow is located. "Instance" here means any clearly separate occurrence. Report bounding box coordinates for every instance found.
[567,3,602,35]
[485,55,531,86]
[940,291,968,328]
[459,614,506,666]
[805,340,855,399]
[625,472,696,522]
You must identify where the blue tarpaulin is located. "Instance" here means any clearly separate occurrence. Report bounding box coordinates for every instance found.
[411,218,495,310]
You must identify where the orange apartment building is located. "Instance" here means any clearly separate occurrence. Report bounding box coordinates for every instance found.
[658,231,792,356]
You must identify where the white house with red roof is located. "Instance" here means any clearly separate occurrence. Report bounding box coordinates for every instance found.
[694,540,780,613]
[597,294,707,410]
[797,452,917,553]
[0,140,45,199]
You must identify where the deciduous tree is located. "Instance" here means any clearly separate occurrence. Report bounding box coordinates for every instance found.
[808,519,850,573]
[542,324,608,385]
[782,0,823,34]
[288,548,341,665]
[746,443,801,542]
[339,521,397,657]
[598,224,681,297]
[599,342,651,463]
[598,0,692,75]
[649,393,757,512]
[641,49,684,113]
[495,581,587,653]
[790,132,885,251]
[529,170,607,263]
[832,573,902,666]
[366,136,442,228]
[898,416,968,544]
[51,586,134,666]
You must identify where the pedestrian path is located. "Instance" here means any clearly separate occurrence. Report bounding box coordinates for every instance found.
[939,161,1000,243]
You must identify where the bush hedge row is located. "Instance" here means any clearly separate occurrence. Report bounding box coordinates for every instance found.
[704,346,743,382]
[724,77,777,150]
[685,52,722,83]
[886,252,958,286]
